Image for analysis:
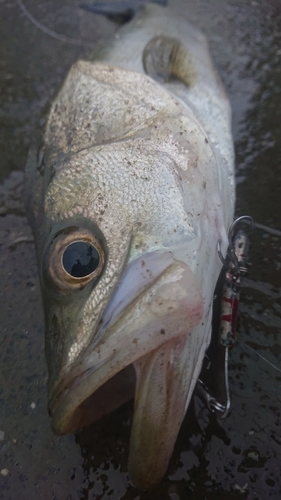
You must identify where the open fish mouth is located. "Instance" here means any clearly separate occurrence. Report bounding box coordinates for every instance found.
[47,251,205,489]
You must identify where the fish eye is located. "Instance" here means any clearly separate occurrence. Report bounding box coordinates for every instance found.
[62,241,100,278]
[47,228,105,291]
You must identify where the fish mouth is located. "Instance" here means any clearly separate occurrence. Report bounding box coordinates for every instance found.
[48,251,205,489]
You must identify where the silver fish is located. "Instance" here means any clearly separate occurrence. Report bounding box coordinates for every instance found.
[25,4,235,490]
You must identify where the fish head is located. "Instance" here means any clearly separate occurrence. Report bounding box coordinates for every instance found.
[25,61,230,489]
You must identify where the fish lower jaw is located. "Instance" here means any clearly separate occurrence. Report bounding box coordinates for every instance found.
[48,260,205,489]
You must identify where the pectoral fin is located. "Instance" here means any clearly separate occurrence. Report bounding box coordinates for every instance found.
[142,35,197,86]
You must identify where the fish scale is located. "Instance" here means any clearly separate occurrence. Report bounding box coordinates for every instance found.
[46,138,197,248]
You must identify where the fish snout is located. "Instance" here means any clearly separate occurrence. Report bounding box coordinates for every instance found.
[46,252,205,487]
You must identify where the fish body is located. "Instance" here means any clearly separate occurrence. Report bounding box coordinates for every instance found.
[26,4,235,490]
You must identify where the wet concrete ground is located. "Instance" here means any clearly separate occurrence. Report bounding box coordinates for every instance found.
[0,0,280,498]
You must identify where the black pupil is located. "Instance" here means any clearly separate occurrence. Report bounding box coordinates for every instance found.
[62,241,99,278]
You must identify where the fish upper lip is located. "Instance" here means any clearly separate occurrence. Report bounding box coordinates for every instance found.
[48,358,108,418]
[47,272,163,418]
[47,258,204,434]
[48,250,176,414]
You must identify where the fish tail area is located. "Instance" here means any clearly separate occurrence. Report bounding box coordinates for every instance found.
[129,333,203,490]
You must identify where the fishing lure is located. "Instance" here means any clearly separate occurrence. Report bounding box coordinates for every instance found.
[196,216,254,418]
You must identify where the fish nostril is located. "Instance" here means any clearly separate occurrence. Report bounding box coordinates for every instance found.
[47,406,53,417]
[51,314,60,341]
